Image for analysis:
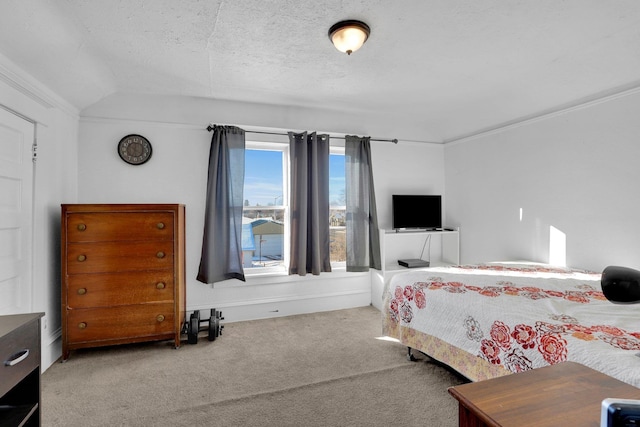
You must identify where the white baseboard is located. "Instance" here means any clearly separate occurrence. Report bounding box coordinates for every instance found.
[42,329,62,372]
[188,288,372,323]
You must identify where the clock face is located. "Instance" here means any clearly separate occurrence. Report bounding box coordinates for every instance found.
[118,134,152,165]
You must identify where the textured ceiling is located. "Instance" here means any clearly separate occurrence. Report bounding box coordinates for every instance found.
[1,0,640,142]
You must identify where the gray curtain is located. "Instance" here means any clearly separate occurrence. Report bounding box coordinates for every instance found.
[345,135,381,271]
[197,125,246,284]
[288,131,332,276]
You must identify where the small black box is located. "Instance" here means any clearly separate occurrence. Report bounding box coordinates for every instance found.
[398,259,430,268]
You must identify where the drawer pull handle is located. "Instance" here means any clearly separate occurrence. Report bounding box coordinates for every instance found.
[156,315,165,322]
[77,254,86,262]
[77,223,87,231]
[78,322,87,329]
[156,251,165,259]
[77,288,87,295]
[156,282,166,290]
[157,222,165,229]
[4,349,29,367]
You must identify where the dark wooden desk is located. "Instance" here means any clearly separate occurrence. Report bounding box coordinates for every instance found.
[448,361,640,427]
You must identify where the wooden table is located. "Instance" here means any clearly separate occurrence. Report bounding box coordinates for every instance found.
[448,361,640,427]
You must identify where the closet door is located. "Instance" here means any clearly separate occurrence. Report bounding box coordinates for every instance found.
[0,107,34,314]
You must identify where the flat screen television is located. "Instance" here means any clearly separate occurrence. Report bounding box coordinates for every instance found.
[392,195,442,230]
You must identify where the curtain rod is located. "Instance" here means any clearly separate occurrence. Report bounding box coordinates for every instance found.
[206,125,398,144]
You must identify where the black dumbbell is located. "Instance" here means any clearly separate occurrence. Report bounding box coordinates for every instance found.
[186,309,224,344]
[208,309,224,342]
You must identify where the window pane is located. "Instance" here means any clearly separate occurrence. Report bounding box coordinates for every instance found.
[330,228,346,263]
[243,149,285,270]
[329,154,345,208]
[244,149,283,207]
[330,153,346,263]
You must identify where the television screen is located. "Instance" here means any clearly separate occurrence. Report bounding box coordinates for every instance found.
[392,195,442,230]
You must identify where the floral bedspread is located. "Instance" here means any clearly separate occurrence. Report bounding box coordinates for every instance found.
[382,262,640,387]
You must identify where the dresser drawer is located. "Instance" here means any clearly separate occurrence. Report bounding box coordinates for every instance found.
[66,212,174,242]
[66,241,174,274]
[66,304,175,344]
[0,319,40,398]
[66,270,175,308]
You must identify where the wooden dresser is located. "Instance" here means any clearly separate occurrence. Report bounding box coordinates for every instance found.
[61,204,185,360]
[0,312,43,426]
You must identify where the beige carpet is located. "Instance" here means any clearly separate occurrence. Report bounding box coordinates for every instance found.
[41,306,465,426]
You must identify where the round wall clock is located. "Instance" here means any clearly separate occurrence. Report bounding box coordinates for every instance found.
[117,134,152,165]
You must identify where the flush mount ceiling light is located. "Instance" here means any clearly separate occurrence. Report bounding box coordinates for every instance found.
[328,20,370,55]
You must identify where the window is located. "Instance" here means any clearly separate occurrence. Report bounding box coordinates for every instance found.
[242,143,288,273]
[242,141,345,274]
[329,149,346,265]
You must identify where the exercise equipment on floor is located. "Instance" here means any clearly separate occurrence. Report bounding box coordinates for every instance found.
[183,308,224,344]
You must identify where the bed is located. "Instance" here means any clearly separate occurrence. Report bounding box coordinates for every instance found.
[382,262,640,387]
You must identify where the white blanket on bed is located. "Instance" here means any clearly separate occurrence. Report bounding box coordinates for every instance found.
[385,263,640,387]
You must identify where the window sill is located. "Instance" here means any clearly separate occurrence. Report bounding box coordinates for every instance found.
[211,265,369,288]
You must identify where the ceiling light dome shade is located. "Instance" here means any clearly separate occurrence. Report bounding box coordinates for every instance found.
[329,20,370,55]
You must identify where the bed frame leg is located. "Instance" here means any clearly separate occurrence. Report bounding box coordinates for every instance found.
[407,347,417,362]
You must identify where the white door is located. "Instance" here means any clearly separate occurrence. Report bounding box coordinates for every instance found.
[0,107,34,314]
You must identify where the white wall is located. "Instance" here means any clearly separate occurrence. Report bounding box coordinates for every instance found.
[79,94,443,323]
[78,94,446,322]
[445,89,640,272]
[0,53,79,371]
[81,93,446,230]
[371,141,445,230]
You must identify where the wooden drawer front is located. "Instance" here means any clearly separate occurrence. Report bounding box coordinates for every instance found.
[66,304,175,344]
[67,270,175,308]
[67,241,174,274]
[66,212,174,242]
[0,320,40,398]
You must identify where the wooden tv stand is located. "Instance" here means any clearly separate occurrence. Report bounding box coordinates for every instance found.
[448,361,640,427]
